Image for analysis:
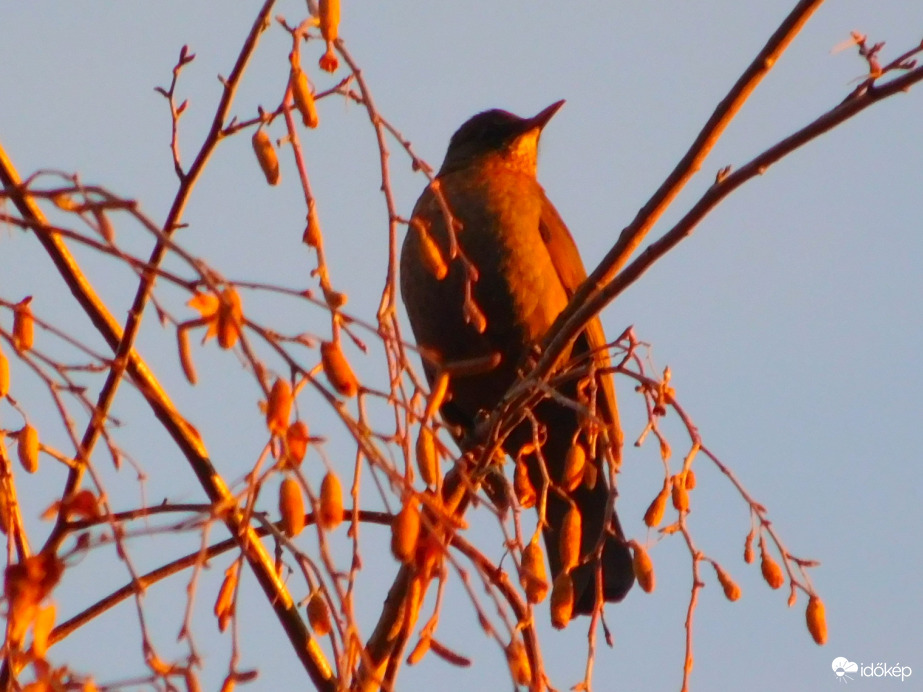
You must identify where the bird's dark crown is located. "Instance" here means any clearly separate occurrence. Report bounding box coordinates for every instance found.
[438,101,564,176]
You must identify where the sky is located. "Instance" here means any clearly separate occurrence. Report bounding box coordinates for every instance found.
[2,2,922,691]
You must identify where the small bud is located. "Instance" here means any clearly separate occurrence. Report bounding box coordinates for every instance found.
[252,128,280,185]
[290,66,319,128]
[12,297,34,353]
[18,424,40,473]
[550,572,574,629]
[805,595,827,645]
[630,540,655,593]
[519,540,549,604]
[177,328,197,385]
[643,480,670,527]
[505,639,532,686]
[759,538,785,590]
[713,563,741,602]
[415,425,439,487]
[285,421,310,467]
[266,378,293,436]
[307,591,332,636]
[559,507,582,573]
[303,201,322,247]
[743,529,756,564]
[391,498,420,563]
[513,459,536,509]
[320,341,359,397]
[318,471,344,529]
[279,477,305,537]
[319,47,338,73]
[562,443,586,492]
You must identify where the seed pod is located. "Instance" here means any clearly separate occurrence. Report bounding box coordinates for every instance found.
[513,459,536,509]
[743,529,756,564]
[413,222,448,280]
[214,564,239,632]
[217,287,243,350]
[177,328,197,385]
[18,424,39,474]
[415,425,439,487]
[266,378,293,436]
[643,480,670,527]
[684,468,697,489]
[559,507,582,573]
[319,0,340,42]
[630,541,655,593]
[279,477,305,537]
[307,591,332,636]
[407,635,431,665]
[562,443,586,491]
[713,563,741,602]
[320,341,359,397]
[759,539,784,590]
[391,498,420,563]
[290,66,319,128]
[0,346,9,397]
[252,128,280,185]
[505,639,532,686]
[318,471,344,529]
[12,297,34,353]
[671,474,689,513]
[805,595,827,645]
[519,540,549,604]
[285,421,310,467]
[550,572,574,629]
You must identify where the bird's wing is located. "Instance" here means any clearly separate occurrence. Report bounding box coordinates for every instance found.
[538,193,621,440]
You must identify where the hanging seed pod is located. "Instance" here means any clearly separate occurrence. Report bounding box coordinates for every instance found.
[713,563,741,602]
[285,421,310,467]
[320,341,359,397]
[415,425,439,487]
[266,378,293,436]
[643,479,670,527]
[318,471,344,529]
[413,222,448,280]
[252,128,280,185]
[519,540,549,604]
[0,346,9,397]
[279,477,305,537]
[759,538,785,590]
[307,591,332,636]
[18,424,40,474]
[177,328,197,385]
[562,443,586,492]
[214,565,239,632]
[559,507,582,573]
[290,65,319,128]
[217,287,243,350]
[391,498,420,563]
[318,0,340,72]
[671,474,689,513]
[12,297,34,353]
[513,459,536,509]
[743,528,756,564]
[505,639,532,686]
[805,595,827,645]
[550,572,574,629]
[630,540,655,593]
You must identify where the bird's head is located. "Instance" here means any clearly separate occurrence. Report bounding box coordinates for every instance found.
[438,100,565,177]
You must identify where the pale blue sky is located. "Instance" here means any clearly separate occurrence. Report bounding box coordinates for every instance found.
[2,2,922,690]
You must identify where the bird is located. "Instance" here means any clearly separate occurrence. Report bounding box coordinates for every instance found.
[400,101,634,618]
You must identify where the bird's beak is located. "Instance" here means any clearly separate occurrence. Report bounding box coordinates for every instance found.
[526,100,565,131]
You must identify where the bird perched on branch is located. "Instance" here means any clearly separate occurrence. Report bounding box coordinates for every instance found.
[400,101,634,618]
